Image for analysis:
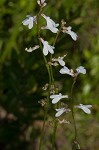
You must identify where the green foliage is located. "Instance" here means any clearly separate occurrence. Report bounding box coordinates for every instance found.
[0,0,99,149]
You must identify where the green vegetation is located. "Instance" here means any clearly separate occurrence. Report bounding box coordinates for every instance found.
[0,0,99,149]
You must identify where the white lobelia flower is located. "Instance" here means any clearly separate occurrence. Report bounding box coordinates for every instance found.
[40,0,46,5]
[75,104,92,114]
[25,45,40,52]
[52,55,66,66]
[76,66,86,74]
[39,38,55,56]
[41,14,59,33]
[57,119,70,124]
[59,66,74,77]
[63,26,77,41]
[37,0,46,7]
[22,15,36,29]
[50,93,68,104]
[55,108,70,117]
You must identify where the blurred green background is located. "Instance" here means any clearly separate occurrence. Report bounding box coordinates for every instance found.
[0,0,99,150]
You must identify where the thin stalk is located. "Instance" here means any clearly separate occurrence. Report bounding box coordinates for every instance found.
[52,120,58,150]
[49,31,62,150]
[49,26,62,84]
[52,102,60,150]
[37,8,52,150]
[39,92,50,150]
[50,26,62,150]
[70,77,77,140]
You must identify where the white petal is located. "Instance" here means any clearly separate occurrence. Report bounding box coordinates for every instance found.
[25,47,33,52]
[55,109,65,117]
[48,45,54,54]
[80,106,91,114]
[47,17,56,27]
[65,26,77,41]
[52,97,61,104]
[41,0,45,4]
[61,95,68,99]
[70,31,78,41]
[25,45,39,52]
[76,66,86,74]
[49,27,58,33]
[42,14,59,33]
[75,104,92,114]
[50,94,60,99]
[60,66,69,74]
[58,59,65,66]
[22,19,29,25]
[28,20,33,29]
[43,45,48,56]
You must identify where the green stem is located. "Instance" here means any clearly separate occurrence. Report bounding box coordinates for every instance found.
[39,93,50,150]
[50,27,62,150]
[53,28,62,47]
[70,77,77,140]
[49,26,62,85]
[37,8,52,150]
[52,120,58,150]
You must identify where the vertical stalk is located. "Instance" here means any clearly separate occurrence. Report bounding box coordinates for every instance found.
[52,120,58,150]
[36,8,52,150]
[70,77,77,141]
[50,27,62,150]
[49,28,62,84]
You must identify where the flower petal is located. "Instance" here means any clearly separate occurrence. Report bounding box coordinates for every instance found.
[60,66,69,74]
[28,20,33,29]
[47,45,54,54]
[70,31,77,41]
[76,66,86,74]
[50,94,61,99]
[43,44,48,56]
[58,59,65,66]
[52,97,61,104]
[80,105,91,114]
[55,108,65,117]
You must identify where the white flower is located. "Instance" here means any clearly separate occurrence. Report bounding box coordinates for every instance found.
[60,66,86,77]
[59,66,74,77]
[57,119,70,124]
[22,15,36,29]
[52,55,66,66]
[55,108,70,117]
[41,14,59,33]
[37,0,46,7]
[25,45,39,52]
[63,26,77,41]
[50,93,68,104]
[41,0,46,4]
[75,104,92,114]
[40,38,55,56]
[76,66,86,74]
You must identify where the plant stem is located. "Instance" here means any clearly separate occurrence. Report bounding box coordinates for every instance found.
[52,120,58,150]
[37,8,52,150]
[50,26,62,150]
[70,77,77,140]
[39,92,50,150]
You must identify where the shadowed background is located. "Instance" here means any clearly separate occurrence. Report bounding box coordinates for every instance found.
[0,0,99,150]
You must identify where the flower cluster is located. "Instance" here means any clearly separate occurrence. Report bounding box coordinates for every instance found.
[50,57,92,117]
[22,1,92,148]
[22,0,92,117]
[60,66,86,77]
[22,1,78,56]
